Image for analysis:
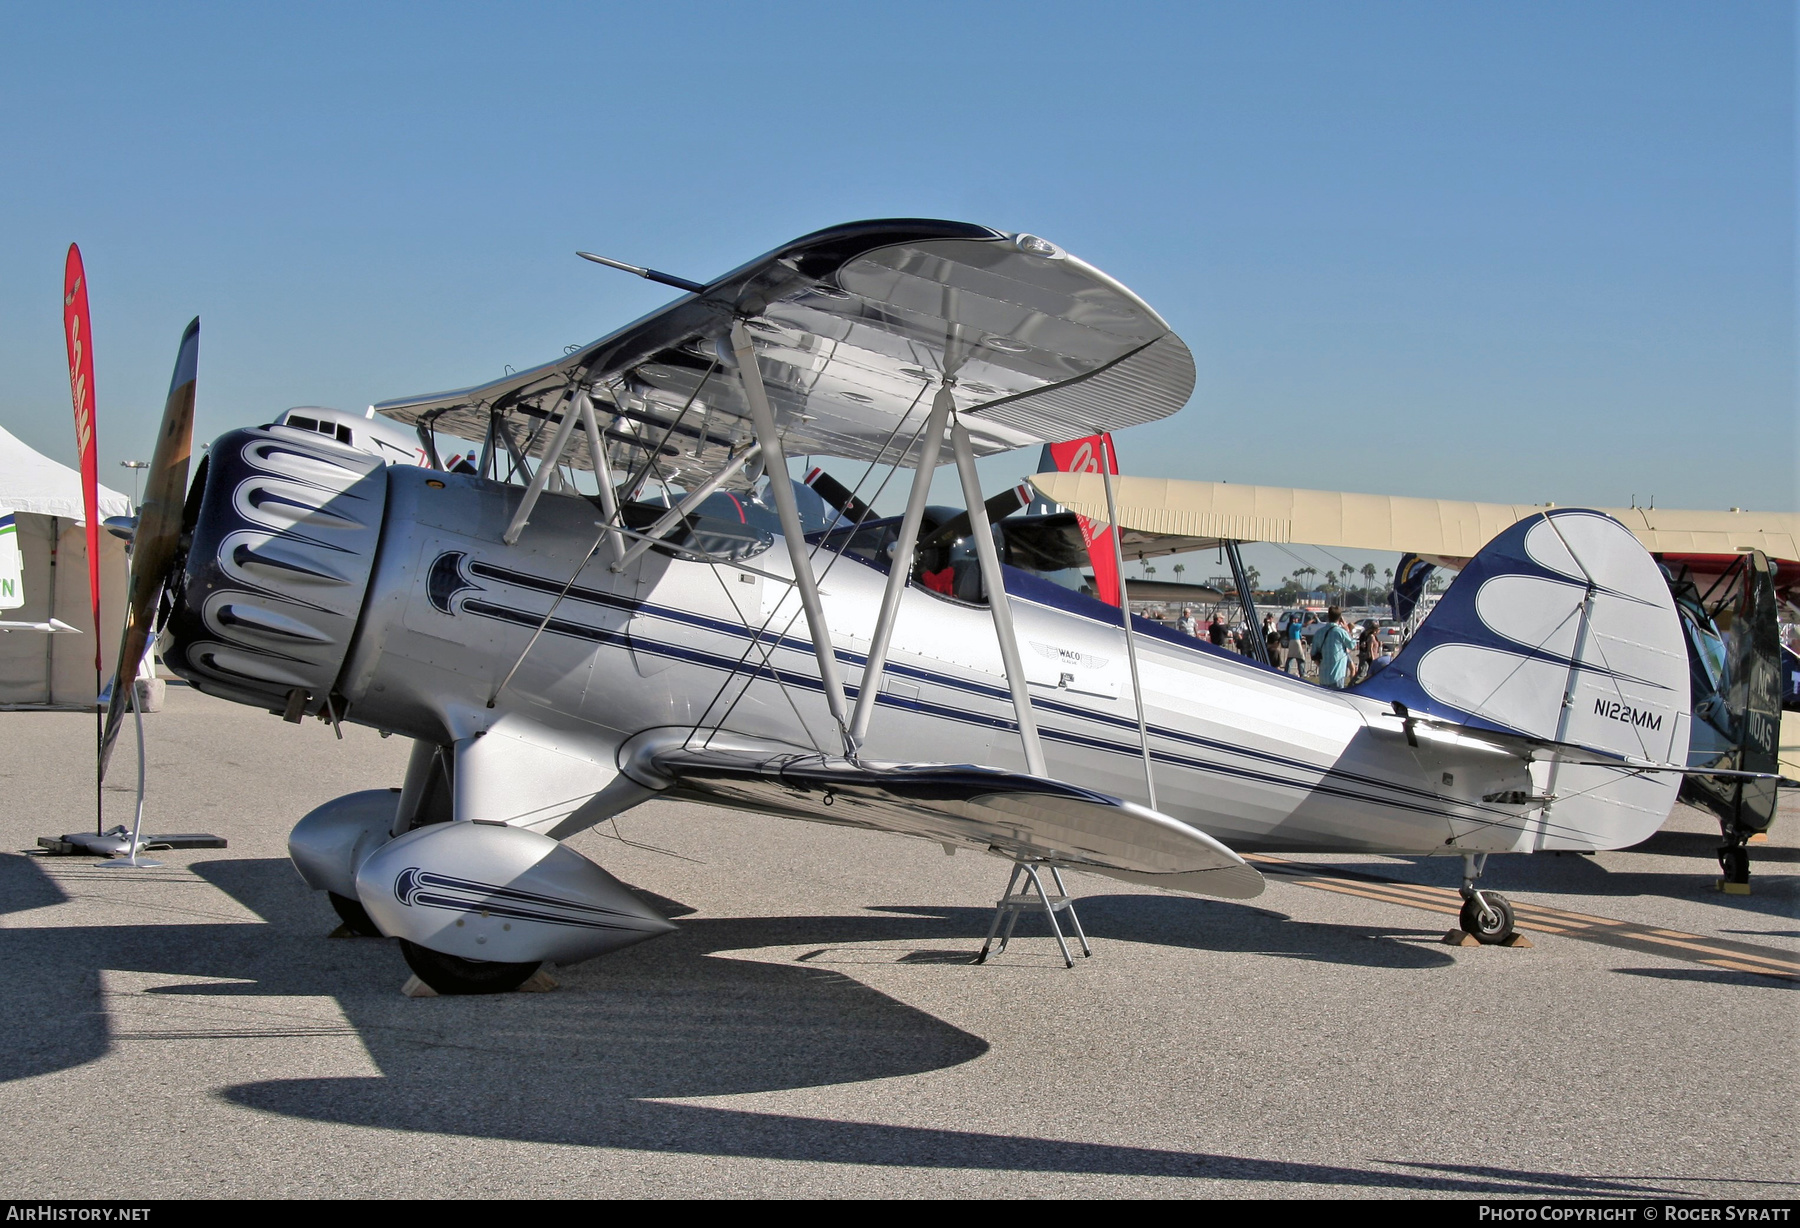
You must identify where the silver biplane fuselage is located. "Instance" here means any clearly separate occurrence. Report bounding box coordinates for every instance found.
[265,455,1674,861]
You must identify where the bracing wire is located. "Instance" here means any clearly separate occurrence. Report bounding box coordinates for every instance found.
[683,388,932,751]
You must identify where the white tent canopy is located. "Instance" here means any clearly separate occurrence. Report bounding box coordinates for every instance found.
[0,424,132,708]
[0,424,130,521]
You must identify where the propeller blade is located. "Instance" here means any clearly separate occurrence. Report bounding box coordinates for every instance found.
[99,318,198,781]
[917,483,1034,553]
[803,467,874,527]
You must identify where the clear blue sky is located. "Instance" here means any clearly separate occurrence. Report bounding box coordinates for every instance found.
[1,1,1793,557]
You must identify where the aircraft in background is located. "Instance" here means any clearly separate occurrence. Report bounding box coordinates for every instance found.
[88,220,1751,994]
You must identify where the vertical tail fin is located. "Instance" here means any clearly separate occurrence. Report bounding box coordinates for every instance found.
[1358,510,1693,851]
[1361,509,1690,764]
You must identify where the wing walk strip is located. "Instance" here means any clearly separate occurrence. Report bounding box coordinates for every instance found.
[1245,856,1798,981]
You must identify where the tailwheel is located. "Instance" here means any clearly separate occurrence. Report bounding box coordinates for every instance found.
[399,939,541,995]
[1459,891,1516,945]
[329,892,384,937]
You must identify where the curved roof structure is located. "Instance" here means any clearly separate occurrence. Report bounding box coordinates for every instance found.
[1028,471,1800,566]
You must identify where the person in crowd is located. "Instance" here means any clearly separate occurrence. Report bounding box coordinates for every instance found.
[1367,643,1395,678]
[1283,613,1309,677]
[1177,607,1196,637]
[1313,607,1356,689]
[1356,620,1380,682]
[1208,613,1229,647]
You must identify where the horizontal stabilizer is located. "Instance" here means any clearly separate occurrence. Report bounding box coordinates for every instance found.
[620,730,1263,899]
[1383,702,1775,779]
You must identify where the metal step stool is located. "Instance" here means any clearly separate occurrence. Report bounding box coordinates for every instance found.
[974,862,1092,968]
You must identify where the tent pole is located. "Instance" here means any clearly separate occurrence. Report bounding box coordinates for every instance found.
[1224,540,1269,664]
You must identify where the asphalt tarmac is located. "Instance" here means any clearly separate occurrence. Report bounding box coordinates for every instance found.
[2,685,1795,1199]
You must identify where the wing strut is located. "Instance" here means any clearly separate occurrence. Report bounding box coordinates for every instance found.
[502,389,584,545]
[723,320,853,751]
[611,442,762,571]
[1103,452,1158,809]
[952,417,1048,777]
[848,384,954,749]
[575,391,627,566]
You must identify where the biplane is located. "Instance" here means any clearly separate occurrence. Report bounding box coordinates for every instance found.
[96,220,1719,992]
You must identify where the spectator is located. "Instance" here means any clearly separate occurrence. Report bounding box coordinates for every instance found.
[1177,607,1196,637]
[1314,607,1355,689]
[1356,620,1379,682]
[1283,613,1309,677]
[1367,645,1394,678]
[1208,613,1229,647]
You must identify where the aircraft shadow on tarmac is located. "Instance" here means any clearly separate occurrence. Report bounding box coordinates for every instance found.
[865,894,1456,969]
[0,854,1725,1194]
[1614,967,1798,991]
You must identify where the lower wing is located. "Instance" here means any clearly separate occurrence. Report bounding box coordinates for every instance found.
[620,730,1264,899]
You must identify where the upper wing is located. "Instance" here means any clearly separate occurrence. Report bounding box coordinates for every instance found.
[620,730,1263,899]
[374,220,1195,483]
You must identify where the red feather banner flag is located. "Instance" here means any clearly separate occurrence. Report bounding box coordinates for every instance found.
[1047,432,1121,607]
[62,244,104,682]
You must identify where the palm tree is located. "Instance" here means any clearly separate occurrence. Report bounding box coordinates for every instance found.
[1361,563,1377,598]
[1173,562,1186,584]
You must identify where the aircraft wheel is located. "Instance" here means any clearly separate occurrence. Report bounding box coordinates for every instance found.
[329,892,384,937]
[1718,844,1750,885]
[1459,892,1515,945]
[399,939,541,995]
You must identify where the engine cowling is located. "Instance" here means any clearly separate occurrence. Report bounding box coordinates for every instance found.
[161,427,387,718]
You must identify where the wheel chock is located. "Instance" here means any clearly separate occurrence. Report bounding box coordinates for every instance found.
[401,975,439,998]
[1716,879,1752,896]
[1747,833,1769,845]
[1441,928,1480,947]
[326,924,359,940]
[1500,933,1534,948]
[517,968,560,993]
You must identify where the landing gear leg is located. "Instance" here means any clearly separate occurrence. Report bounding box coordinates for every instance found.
[1457,853,1518,945]
[328,892,384,938]
[1717,837,1752,895]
